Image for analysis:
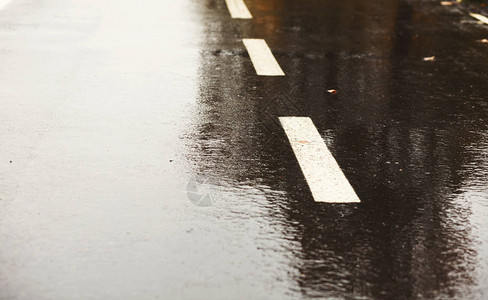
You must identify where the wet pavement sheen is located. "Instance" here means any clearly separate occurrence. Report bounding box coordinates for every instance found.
[0,0,487,299]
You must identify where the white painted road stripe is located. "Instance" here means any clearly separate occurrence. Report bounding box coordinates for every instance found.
[243,39,285,76]
[225,0,252,19]
[279,117,360,203]
[470,13,488,25]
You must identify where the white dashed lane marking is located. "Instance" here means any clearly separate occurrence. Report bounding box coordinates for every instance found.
[242,39,285,76]
[225,0,252,19]
[470,13,488,25]
[279,117,361,203]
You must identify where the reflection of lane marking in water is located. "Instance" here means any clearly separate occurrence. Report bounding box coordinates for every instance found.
[0,0,12,11]
[242,39,285,76]
[225,0,252,19]
[279,117,360,203]
[470,13,488,25]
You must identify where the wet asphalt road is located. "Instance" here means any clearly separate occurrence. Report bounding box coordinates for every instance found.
[0,0,488,299]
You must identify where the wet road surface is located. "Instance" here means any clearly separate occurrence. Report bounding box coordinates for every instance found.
[0,0,487,299]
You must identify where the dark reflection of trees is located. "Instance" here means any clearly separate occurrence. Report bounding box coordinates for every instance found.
[189,0,488,298]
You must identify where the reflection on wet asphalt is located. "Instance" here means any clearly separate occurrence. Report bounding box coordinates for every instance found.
[0,0,487,299]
